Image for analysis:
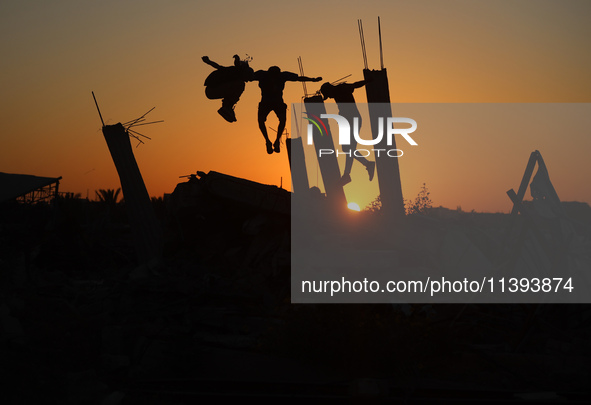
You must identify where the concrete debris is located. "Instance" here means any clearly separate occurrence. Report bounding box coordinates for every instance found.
[1,164,590,402]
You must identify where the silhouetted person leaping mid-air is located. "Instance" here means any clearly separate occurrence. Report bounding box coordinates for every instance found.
[320,80,375,185]
[202,54,254,123]
[253,66,322,154]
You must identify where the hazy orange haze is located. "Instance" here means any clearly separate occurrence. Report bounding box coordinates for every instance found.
[1,0,590,212]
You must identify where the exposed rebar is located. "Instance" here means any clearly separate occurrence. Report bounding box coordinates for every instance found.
[297,56,308,97]
[125,107,156,128]
[330,74,352,86]
[378,16,384,70]
[358,19,368,70]
[92,91,105,127]
[128,120,164,129]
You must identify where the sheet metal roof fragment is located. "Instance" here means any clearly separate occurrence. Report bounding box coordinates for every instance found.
[0,172,62,203]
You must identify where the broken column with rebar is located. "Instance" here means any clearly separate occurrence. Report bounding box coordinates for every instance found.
[359,18,405,220]
[101,122,162,265]
[303,95,347,211]
[286,106,309,196]
[286,137,310,195]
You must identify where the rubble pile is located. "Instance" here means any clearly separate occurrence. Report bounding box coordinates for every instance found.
[1,171,591,403]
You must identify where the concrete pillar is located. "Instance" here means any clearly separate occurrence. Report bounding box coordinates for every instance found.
[286,137,309,195]
[102,123,162,264]
[363,68,405,220]
[303,95,347,211]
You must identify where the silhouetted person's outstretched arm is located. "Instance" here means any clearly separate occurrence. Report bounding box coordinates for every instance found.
[351,79,370,88]
[288,74,322,82]
[202,56,223,69]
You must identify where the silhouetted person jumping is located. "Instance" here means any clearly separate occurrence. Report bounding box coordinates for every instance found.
[203,55,254,123]
[321,80,375,185]
[253,66,322,154]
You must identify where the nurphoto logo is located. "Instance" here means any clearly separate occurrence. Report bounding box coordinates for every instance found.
[305,113,418,157]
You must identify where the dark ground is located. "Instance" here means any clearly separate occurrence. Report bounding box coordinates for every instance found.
[1,192,591,404]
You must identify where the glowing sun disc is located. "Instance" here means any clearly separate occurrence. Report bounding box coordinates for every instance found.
[347,202,361,211]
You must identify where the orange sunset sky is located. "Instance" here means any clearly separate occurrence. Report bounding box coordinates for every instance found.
[1,0,590,213]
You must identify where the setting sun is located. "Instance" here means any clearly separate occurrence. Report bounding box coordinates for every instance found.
[347,202,361,211]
